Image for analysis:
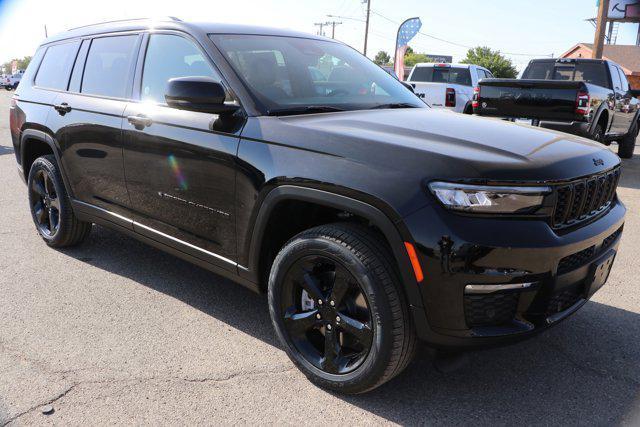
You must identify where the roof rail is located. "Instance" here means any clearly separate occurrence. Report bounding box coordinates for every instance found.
[67,16,181,32]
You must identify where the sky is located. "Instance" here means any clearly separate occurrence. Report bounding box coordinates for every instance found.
[0,0,639,72]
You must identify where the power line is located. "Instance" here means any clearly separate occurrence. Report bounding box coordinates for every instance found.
[313,22,327,36]
[369,9,554,57]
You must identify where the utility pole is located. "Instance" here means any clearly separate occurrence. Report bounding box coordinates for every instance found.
[363,0,371,56]
[326,21,342,39]
[44,24,48,38]
[313,22,326,36]
[593,0,609,58]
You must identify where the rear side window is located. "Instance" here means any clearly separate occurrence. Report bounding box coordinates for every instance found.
[141,34,219,103]
[81,35,138,98]
[610,64,623,91]
[616,66,629,92]
[35,41,80,90]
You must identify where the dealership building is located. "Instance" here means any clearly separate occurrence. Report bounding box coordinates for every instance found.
[561,43,640,88]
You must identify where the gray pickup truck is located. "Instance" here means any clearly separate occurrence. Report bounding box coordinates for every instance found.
[473,58,640,158]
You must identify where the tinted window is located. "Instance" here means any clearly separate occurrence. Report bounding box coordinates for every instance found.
[408,67,471,85]
[68,40,89,92]
[476,69,486,80]
[523,61,609,87]
[35,41,80,90]
[82,35,138,98]
[141,34,219,103]
[610,64,622,90]
[212,34,422,113]
[617,66,629,92]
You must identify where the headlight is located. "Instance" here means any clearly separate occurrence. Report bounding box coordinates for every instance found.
[428,182,551,213]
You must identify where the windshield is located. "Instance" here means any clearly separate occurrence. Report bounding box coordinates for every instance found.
[522,61,610,88]
[408,67,472,85]
[210,34,425,115]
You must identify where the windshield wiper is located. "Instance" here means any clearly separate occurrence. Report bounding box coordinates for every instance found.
[370,102,419,109]
[266,105,347,116]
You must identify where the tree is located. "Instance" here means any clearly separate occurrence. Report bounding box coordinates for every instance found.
[374,51,391,65]
[403,52,433,67]
[461,47,517,78]
[2,56,31,73]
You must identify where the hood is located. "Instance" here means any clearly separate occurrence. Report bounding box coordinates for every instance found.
[272,108,619,182]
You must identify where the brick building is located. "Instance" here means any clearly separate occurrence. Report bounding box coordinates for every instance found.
[560,43,640,89]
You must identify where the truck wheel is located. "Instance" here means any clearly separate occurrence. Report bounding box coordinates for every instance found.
[27,155,92,247]
[4,85,11,91]
[591,123,604,143]
[268,223,416,394]
[618,122,638,159]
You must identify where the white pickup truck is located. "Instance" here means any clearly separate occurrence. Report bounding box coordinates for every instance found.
[2,71,23,90]
[406,63,493,114]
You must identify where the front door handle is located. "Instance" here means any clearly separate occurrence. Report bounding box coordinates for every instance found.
[53,102,72,115]
[127,114,153,130]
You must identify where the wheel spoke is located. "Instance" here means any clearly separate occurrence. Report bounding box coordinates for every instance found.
[321,327,340,374]
[330,272,350,306]
[48,208,56,232]
[338,314,373,349]
[49,197,60,210]
[44,175,53,197]
[32,180,46,197]
[284,308,320,335]
[300,272,324,301]
[34,202,46,224]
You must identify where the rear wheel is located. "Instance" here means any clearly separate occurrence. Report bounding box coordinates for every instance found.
[591,123,604,143]
[268,223,416,394]
[28,155,92,247]
[618,121,638,159]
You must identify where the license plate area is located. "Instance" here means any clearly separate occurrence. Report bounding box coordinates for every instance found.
[587,250,616,298]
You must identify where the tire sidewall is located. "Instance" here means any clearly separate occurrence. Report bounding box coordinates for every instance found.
[268,235,395,392]
[27,156,69,246]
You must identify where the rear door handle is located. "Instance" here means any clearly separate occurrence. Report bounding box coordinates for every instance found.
[53,102,72,115]
[127,114,152,130]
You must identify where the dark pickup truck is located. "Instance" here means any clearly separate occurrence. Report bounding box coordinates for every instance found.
[473,58,640,158]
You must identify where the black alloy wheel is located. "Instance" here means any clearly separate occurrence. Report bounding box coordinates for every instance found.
[29,168,60,237]
[269,223,416,394]
[280,255,373,375]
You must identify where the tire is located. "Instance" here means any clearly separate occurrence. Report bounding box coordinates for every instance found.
[618,121,638,159]
[4,85,11,91]
[268,223,416,394]
[27,155,92,247]
[591,123,604,143]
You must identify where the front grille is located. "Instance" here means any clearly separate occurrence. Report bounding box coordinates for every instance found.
[545,288,581,317]
[552,167,620,229]
[557,246,595,274]
[464,292,519,327]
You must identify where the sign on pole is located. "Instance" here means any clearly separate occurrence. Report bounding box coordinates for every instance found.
[608,1,640,20]
[11,60,17,75]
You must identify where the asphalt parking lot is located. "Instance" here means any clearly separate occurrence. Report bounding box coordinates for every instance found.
[0,88,639,425]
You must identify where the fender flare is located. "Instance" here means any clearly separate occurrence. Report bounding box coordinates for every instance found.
[589,103,610,135]
[20,129,74,198]
[242,185,425,312]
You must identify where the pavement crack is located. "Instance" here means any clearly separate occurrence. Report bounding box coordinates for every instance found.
[2,384,77,426]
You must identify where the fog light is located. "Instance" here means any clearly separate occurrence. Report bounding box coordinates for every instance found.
[464,282,534,294]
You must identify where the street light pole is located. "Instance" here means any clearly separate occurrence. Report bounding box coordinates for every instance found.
[593,0,609,58]
[363,0,371,56]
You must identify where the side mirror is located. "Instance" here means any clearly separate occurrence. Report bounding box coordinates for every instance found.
[401,81,415,93]
[165,77,239,115]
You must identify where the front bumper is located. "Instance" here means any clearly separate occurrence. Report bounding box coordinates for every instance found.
[402,197,625,349]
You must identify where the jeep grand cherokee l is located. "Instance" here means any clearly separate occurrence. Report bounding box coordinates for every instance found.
[9,18,625,394]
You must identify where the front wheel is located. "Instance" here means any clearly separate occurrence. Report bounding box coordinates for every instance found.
[268,223,416,394]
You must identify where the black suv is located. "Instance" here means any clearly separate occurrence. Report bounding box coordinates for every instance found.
[10,18,626,394]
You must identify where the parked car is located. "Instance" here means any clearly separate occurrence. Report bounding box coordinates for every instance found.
[3,71,23,90]
[10,19,625,394]
[473,58,640,158]
[407,63,493,114]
